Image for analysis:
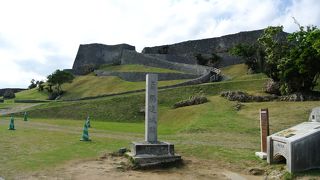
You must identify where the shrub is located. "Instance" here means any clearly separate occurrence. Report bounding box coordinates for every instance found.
[264,79,280,95]
[173,95,208,108]
[220,91,278,102]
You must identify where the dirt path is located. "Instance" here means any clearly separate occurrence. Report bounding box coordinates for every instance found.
[0,103,40,115]
[21,155,263,180]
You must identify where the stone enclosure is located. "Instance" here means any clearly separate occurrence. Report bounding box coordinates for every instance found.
[267,108,320,173]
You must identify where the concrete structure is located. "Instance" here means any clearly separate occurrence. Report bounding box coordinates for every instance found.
[267,122,320,173]
[128,74,181,167]
[309,107,320,122]
[255,109,269,159]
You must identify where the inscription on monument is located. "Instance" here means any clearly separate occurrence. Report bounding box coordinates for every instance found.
[273,140,288,159]
[145,74,158,143]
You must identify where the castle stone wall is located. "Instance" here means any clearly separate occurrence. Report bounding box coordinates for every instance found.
[72,43,135,74]
[142,29,287,67]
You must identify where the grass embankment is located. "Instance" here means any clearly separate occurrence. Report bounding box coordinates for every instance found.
[61,75,187,100]
[15,65,190,101]
[15,88,48,100]
[14,76,188,101]
[21,78,267,121]
[14,64,262,101]
[221,64,268,81]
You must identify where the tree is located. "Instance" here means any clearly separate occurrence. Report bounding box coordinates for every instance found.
[279,25,320,94]
[229,43,265,73]
[28,79,37,89]
[195,53,207,65]
[37,81,44,91]
[47,70,75,95]
[3,89,15,99]
[258,25,320,94]
[195,53,221,67]
[208,52,221,67]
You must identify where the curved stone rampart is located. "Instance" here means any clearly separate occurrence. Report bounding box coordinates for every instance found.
[120,50,219,76]
[94,70,198,81]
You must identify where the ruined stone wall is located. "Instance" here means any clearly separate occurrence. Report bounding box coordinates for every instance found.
[72,43,135,74]
[142,29,287,67]
[0,88,26,97]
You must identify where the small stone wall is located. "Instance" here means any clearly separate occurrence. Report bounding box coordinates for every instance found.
[146,53,197,65]
[14,99,49,103]
[94,70,198,81]
[0,88,26,97]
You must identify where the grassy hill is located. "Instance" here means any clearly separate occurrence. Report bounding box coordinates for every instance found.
[15,65,191,100]
[221,64,268,81]
[15,64,266,101]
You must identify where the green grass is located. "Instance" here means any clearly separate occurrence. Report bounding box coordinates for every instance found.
[61,75,188,100]
[15,88,49,100]
[0,120,128,179]
[21,78,267,121]
[2,95,320,179]
[221,64,268,80]
[99,64,185,73]
[13,75,188,101]
[221,64,248,79]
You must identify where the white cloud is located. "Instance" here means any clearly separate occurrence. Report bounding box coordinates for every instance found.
[0,0,319,88]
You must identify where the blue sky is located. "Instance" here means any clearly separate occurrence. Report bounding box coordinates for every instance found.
[0,0,319,88]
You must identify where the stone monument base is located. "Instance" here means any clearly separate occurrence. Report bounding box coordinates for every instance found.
[255,152,267,160]
[127,141,181,167]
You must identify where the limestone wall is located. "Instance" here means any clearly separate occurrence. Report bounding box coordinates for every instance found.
[142,29,287,67]
[0,88,26,97]
[72,43,135,75]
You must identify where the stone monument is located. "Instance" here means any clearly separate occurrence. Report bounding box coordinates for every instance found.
[127,74,181,167]
[255,108,269,159]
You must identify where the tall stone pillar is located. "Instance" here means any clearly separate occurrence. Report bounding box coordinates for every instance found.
[128,74,181,167]
[145,74,158,143]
